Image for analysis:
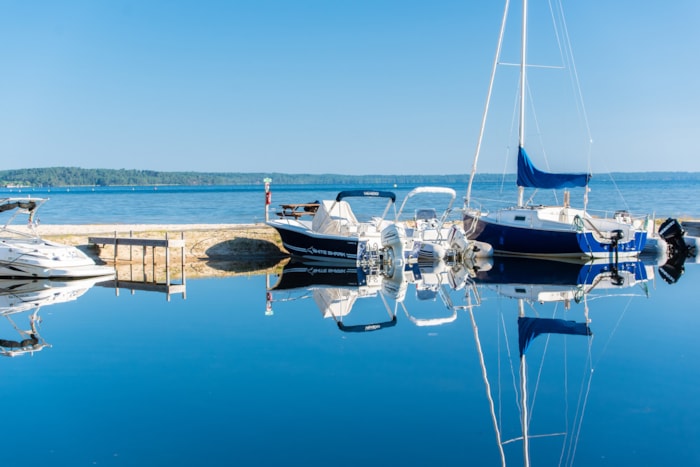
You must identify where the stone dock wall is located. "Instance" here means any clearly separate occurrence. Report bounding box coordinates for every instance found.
[40,223,289,278]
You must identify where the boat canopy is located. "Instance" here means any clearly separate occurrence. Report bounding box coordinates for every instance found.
[336,190,396,203]
[518,316,592,357]
[311,200,359,235]
[517,147,591,189]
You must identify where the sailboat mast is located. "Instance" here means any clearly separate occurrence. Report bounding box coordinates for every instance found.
[519,0,527,149]
[517,0,528,207]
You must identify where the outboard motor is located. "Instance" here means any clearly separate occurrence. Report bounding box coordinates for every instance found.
[658,218,696,284]
[658,217,687,255]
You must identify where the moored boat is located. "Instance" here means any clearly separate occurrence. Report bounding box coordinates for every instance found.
[462,0,648,260]
[395,186,474,265]
[0,198,115,278]
[267,189,405,267]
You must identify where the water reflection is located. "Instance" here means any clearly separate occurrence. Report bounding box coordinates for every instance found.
[266,261,401,332]
[266,259,475,332]
[0,276,112,356]
[266,255,654,331]
[1,251,696,465]
[473,257,651,304]
[267,255,659,465]
[466,256,653,466]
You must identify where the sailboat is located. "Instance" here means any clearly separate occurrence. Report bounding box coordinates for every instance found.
[462,0,648,260]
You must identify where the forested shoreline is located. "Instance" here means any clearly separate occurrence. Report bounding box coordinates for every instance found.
[1,167,699,187]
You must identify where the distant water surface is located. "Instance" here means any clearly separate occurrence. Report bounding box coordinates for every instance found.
[1,176,698,224]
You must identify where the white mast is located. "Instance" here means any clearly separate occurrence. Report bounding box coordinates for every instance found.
[517,0,528,207]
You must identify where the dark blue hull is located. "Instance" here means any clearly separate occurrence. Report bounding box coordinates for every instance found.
[464,213,647,259]
[270,224,362,264]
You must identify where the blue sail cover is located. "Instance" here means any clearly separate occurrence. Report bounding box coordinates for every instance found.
[517,147,591,189]
[518,316,592,356]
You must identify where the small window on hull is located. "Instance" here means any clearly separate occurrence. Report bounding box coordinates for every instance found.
[514,215,526,221]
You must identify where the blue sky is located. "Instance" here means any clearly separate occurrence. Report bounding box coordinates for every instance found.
[0,0,697,175]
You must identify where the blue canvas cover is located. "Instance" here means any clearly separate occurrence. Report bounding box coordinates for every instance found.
[518,316,592,356]
[517,147,591,189]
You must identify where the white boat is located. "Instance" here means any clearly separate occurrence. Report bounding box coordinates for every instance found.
[395,186,474,264]
[0,197,115,278]
[462,0,648,260]
[267,189,405,267]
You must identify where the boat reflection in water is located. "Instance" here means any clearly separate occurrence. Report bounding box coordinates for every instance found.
[266,258,475,332]
[267,252,658,463]
[466,256,652,466]
[0,276,110,357]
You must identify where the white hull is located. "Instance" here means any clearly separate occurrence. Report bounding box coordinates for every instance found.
[0,238,114,278]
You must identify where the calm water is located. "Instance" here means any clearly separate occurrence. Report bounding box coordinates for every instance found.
[1,177,699,225]
[0,179,699,466]
[0,256,698,466]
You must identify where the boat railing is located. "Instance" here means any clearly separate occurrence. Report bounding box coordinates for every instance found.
[585,206,646,220]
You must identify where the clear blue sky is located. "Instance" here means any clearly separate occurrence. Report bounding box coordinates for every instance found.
[0,0,697,175]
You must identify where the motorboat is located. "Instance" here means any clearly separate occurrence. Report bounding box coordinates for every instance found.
[394,186,474,265]
[0,197,115,278]
[267,189,405,267]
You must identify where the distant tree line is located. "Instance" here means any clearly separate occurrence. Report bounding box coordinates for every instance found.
[0,167,698,187]
[0,167,476,187]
